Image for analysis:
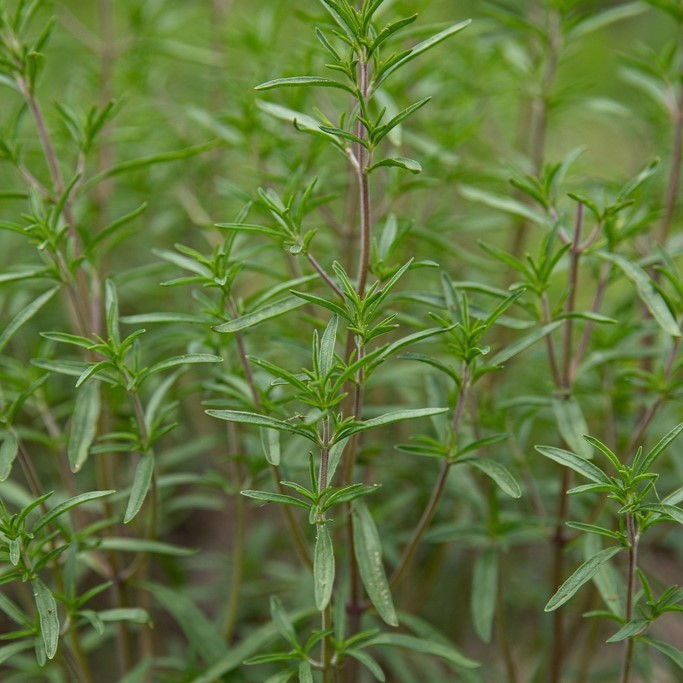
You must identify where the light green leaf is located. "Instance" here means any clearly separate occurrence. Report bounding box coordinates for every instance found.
[606,618,649,643]
[553,397,592,458]
[213,297,306,333]
[207,410,312,439]
[642,638,683,670]
[270,595,298,648]
[97,608,151,625]
[298,661,313,683]
[375,20,472,88]
[256,101,339,143]
[338,407,448,441]
[570,2,647,39]
[545,546,623,611]
[68,382,101,473]
[471,549,498,642]
[124,453,154,523]
[367,633,479,669]
[347,649,385,681]
[320,315,338,377]
[488,321,563,366]
[352,501,397,627]
[261,428,281,466]
[461,458,521,498]
[600,252,681,337]
[460,184,549,227]
[143,583,225,664]
[144,354,223,379]
[99,538,195,556]
[255,76,354,94]
[0,641,34,665]
[0,286,59,354]
[241,489,310,510]
[367,156,422,175]
[0,431,18,481]
[535,445,610,484]
[314,524,335,611]
[32,578,59,660]
[635,421,683,476]
[32,490,114,534]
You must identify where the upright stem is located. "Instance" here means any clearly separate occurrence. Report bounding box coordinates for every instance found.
[621,512,639,683]
[355,53,371,297]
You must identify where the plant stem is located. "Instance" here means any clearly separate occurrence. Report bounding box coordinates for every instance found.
[355,52,371,297]
[621,512,639,683]
[561,204,583,389]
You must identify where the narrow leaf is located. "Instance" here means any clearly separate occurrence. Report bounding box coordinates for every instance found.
[462,458,521,498]
[643,638,683,670]
[488,321,563,366]
[213,297,306,333]
[545,546,623,611]
[352,501,398,627]
[206,410,312,439]
[68,382,101,472]
[367,633,479,669]
[99,538,195,556]
[32,490,114,534]
[535,445,610,484]
[635,421,683,476]
[31,578,59,660]
[124,453,154,523]
[553,397,592,459]
[144,354,223,379]
[606,618,649,643]
[0,287,59,354]
[471,549,498,642]
[298,661,313,683]
[255,76,354,94]
[367,156,422,175]
[338,407,448,440]
[0,431,18,481]
[241,489,310,510]
[314,524,335,611]
[600,252,681,337]
[270,596,298,648]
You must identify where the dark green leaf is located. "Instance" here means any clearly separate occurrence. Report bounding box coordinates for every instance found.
[33,490,114,534]
[0,287,59,354]
[124,453,154,523]
[461,458,521,498]
[31,578,59,660]
[241,490,310,510]
[471,549,498,642]
[68,382,101,473]
[535,445,610,484]
[0,431,18,482]
[314,524,335,611]
[366,633,479,669]
[213,298,306,333]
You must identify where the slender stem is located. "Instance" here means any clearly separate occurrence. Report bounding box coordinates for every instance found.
[620,513,639,683]
[355,53,371,297]
[561,204,583,389]
[308,252,345,300]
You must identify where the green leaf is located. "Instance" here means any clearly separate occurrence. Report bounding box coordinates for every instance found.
[606,618,649,643]
[367,156,422,175]
[255,76,354,94]
[352,501,397,627]
[460,185,549,227]
[582,434,622,471]
[314,523,335,611]
[366,633,479,669]
[565,522,622,541]
[261,428,281,466]
[143,353,223,379]
[213,297,306,333]
[241,490,310,510]
[599,252,681,337]
[545,546,623,611]
[97,608,151,625]
[206,410,312,439]
[31,578,59,660]
[298,661,313,683]
[642,637,683,670]
[375,20,472,88]
[552,397,592,459]
[471,549,498,642]
[143,582,226,664]
[320,315,338,376]
[570,2,648,39]
[337,407,448,441]
[32,490,114,534]
[347,649,385,681]
[67,382,101,473]
[635,422,683,476]
[0,431,18,482]
[124,453,154,523]
[0,641,34,666]
[0,286,59,354]
[323,483,379,510]
[488,321,563,366]
[461,458,521,498]
[99,538,195,556]
[270,595,298,648]
[535,445,611,485]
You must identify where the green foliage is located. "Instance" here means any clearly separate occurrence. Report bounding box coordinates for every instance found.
[2,0,683,682]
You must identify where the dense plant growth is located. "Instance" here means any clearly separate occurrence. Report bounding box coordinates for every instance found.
[2,1,683,682]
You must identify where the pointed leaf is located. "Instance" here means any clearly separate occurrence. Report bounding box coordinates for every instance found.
[255,76,354,94]
[553,397,592,459]
[31,578,59,660]
[600,252,681,337]
[535,445,610,484]
[320,315,338,376]
[32,490,115,534]
[0,287,59,354]
[124,453,154,523]
[367,633,479,669]
[337,407,448,441]
[0,431,18,481]
[635,421,683,476]
[241,489,310,510]
[606,618,649,643]
[314,524,335,611]
[545,546,623,611]
[488,321,563,366]
[298,661,313,683]
[461,458,521,498]
[471,549,498,642]
[352,501,397,627]
[642,638,683,670]
[213,297,306,333]
[367,156,422,175]
[206,410,312,439]
[68,382,101,472]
